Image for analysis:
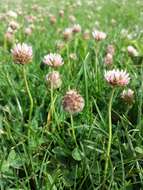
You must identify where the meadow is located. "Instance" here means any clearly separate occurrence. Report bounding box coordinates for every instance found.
[0,0,143,189]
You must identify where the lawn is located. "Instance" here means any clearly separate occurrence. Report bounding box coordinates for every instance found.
[0,0,143,189]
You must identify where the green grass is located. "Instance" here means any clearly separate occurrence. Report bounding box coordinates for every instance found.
[0,0,143,189]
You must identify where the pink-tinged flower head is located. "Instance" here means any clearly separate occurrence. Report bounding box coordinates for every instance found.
[9,21,19,30]
[69,15,76,22]
[59,10,64,17]
[72,24,81,33]
[25,15,36,23]
[83,30,90,40]
[127,46,138,57]
[92,30,107,41]
[24,27,32,35]
[63,28,73,40]
[104,69,130,87]
[45,71,62,89]
[121,89,134,104]
[104,53,113,66]
[11,43,33,64]
[62,90,84,114]
[56,40,65,50]
[49,15,57,24]
[106,44,115,55]
[43,53,64,67]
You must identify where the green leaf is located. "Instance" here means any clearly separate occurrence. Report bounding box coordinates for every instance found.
[72,147,83,161]
[7,149,16,162]
[135,147,143,154]
[62,169,74,187]
[47,174,57,190]
[1,160,10,172]
[7,149,25,168]
[52,146,68,157]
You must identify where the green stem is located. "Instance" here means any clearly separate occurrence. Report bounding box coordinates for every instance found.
[23,66,33,121]
[46,87,54,127]
[70,114,78,147]
[74,36,78,53]
[51,86,54,113]
[104,88,115,180]
[95,45,100,93]
[83,53,89,109]
[138,64,143,132]
[66,43,71,77]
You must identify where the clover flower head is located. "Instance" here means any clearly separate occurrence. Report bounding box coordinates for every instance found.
[104,69,130,87]
[62,90,84,114]
[11,43,33,64]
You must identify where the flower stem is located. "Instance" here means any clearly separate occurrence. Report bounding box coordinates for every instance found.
[70,114,78,147]
[23,66,33,121]
[47,87,54,128]
[104,88,115,180]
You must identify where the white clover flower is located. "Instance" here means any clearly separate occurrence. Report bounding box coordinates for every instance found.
[92,30,107,41]
[45,71,62,89]
[11,43,33,64]
[43,53,64,67]
[104,69,130,87]
[121,89,134,104]
[127,46,138,57]
[62,90,84,114]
